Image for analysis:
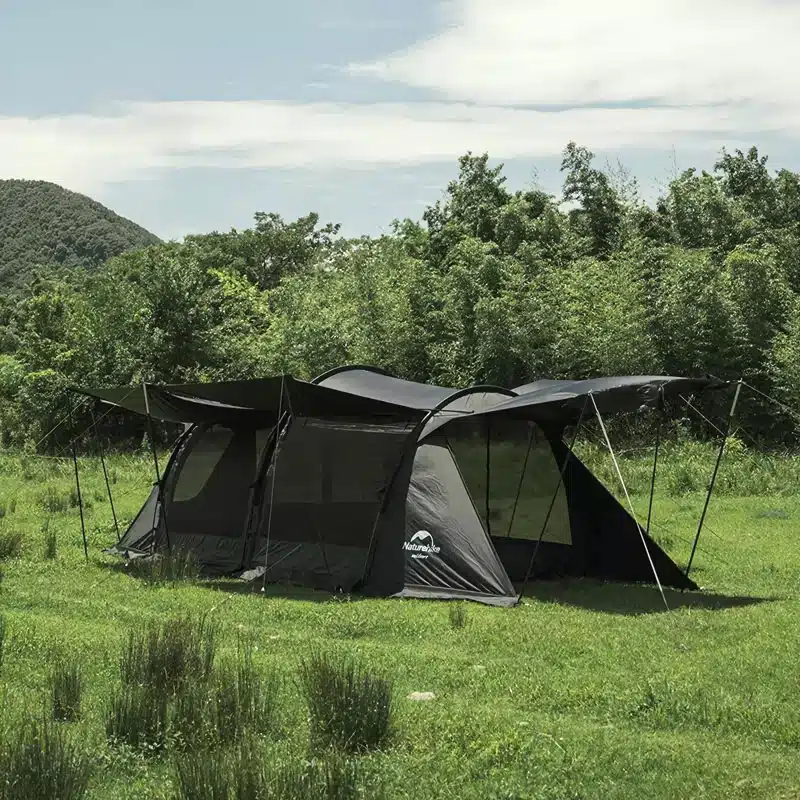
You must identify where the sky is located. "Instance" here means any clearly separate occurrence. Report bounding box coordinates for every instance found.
[1,0,799,240]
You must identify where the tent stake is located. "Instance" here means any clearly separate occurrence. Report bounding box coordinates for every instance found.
[68,398,89,563]
[142,381,172,555]
[591,394,668,610]
[90,404,120,543]
[645,389,664,540]
[519,397,589,601]
[685,379,742,580]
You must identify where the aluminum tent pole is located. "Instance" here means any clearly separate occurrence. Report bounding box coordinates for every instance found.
[645,388,664,540]
[685,379,743,580]
[518,397,589,601]
[590,393,669,611]
[68,397,89,563]
[142,381,172,555]
[90,404,120,543]
[261,375,286,593]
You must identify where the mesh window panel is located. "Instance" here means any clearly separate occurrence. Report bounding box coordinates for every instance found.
[259,419,409,548]
[167,426,262,538]
[446,417,571,545]
[173,427,234,502]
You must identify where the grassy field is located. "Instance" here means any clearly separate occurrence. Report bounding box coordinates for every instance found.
[1,448,799,799]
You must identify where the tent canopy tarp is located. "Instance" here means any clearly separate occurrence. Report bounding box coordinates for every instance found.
[72,375,428,425]
[73,372,724,427]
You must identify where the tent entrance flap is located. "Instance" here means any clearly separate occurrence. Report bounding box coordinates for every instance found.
[249,417,411,590]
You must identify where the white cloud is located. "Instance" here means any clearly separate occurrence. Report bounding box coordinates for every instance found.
[349,0,800,108]
[2,99,799,196]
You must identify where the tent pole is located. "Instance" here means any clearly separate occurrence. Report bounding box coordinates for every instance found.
[591,394,669,610]
[685,379,743,580]
[68,397,89,563]
[506,425,535,537]
[485,417,492,536]
[645,388,664,540]
[142,381,172,555]
[261,375,286,593]
[90,404,120,543]
[519,398,589,601]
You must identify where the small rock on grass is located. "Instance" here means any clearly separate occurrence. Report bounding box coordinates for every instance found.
[407,691,436,702]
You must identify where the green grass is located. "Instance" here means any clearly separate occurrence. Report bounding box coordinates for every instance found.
[0,448,799,798]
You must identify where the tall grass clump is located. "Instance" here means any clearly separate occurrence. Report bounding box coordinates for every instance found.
[174,746,381,800]
[39,486,69,514]
[448,603,468,629]
[105,684,168,753]
[42,520,57,561]
[120,614,217,696]
[50,660,83,722]
[299,650,394,753]
[210,637,280,745]
[0,530,23,561]
[0,719,92,800]
[262,753,382,800]
[129,548,201,586]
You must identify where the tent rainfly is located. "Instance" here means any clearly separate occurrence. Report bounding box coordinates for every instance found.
[74,367,721,606]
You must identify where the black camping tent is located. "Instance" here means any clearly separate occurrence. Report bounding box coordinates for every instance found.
[75,368,721,606]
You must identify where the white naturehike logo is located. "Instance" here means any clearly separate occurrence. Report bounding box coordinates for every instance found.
[403,530,441,560]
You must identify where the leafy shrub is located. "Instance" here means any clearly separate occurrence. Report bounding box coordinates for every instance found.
[105,684,168,753]
[299,650,394,753]
[120,614,217,696]
[0,718,91,800]
[0,530,23,561]
[448,603,468,629]
[50,660,83,722]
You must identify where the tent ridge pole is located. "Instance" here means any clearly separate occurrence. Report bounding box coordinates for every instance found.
[519,396,589,602]
[685,378,743,580]
[142,381,172,555]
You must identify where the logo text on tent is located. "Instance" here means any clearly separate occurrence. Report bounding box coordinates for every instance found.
[403,530,441,559]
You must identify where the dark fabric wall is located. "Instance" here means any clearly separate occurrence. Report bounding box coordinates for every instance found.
[401,439,515,599]
[491,440,696,590]
[250,417,411,591]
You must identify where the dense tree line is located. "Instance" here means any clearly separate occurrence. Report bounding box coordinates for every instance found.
[2,144,800,449]
[0,180,161,292]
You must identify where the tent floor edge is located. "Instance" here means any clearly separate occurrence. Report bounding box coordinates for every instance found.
[394,585,519,607]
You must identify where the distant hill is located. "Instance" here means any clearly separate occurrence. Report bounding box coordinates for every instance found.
[0,180,161,290]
